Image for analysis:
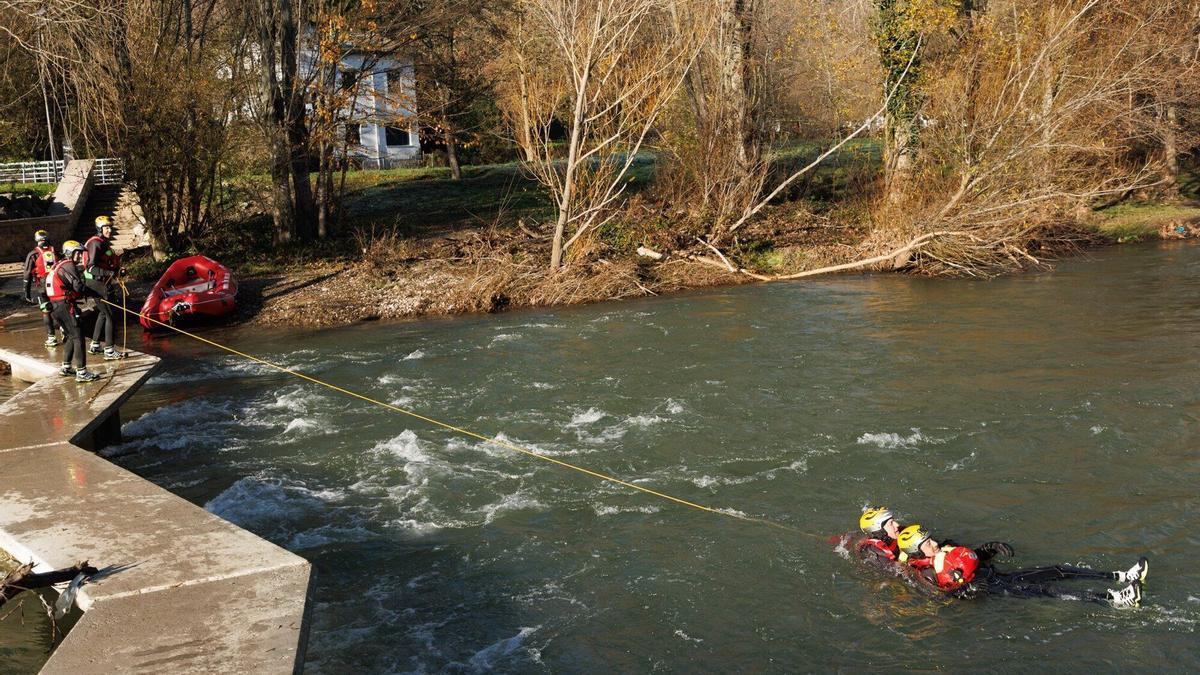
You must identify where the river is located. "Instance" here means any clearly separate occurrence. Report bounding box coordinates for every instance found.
[106,241,1200,672]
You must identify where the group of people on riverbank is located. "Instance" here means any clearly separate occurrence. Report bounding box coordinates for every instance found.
[853,506,1149,609]
[20,216,126,382]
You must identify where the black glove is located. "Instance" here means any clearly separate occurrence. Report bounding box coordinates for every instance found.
[22,282,32,303]
[976,541,1014,559]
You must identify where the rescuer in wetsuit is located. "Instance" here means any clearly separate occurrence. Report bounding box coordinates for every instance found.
[22,229,61,346]
[896,524,1147,609]
[46,240,100,382]
[855,507,903,567]
[83,215,126,360]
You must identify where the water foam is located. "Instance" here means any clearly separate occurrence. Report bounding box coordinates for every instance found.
[593,504,660,516]
[463,627,539,671]
[856,428,932,450]
[566,408,607,427]
[477,492,546,524]
[204,476,339,539]
[403,349,425,360]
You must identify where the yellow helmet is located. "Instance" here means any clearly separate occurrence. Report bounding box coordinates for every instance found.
[859,507,894,536]
[897,524,931,556]
[95,215,112,232]
[62,240,84,257]
[34,229,49,243]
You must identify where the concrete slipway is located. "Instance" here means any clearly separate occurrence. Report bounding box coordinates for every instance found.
[0,309,312,673]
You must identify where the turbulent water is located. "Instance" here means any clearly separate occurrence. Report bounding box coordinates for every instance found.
[109,241,1200,672]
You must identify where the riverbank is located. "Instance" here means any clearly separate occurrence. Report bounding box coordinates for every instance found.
[218,199,1200,329]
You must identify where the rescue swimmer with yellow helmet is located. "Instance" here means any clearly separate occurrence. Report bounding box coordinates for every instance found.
[22,229,63,346]
[83,215,126,360]
[856,507,904,567]
[896,524,1148,609]
[46,240,100,382]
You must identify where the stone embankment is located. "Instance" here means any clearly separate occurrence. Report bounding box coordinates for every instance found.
[0,308,311,673]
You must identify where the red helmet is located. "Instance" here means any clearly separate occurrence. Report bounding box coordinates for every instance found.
[935,546,980,588]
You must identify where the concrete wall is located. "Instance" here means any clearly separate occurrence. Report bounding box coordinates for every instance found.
[0,309,312,673]
[0,160,94,262]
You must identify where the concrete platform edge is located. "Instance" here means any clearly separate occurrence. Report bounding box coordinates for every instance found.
[0,314,312,674]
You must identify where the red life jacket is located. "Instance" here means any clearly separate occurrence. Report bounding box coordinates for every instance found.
[45,260,79,303]
[931,546,979,589]
[857,537,899,561]
[33,245,57,279]
[84,235,120,272]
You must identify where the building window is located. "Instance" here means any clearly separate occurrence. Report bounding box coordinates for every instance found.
[385,126,410,147]
[345,123,361,145]
[340,69,358,90]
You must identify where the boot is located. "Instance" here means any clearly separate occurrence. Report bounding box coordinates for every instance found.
[1106,582,1141,609]
[74,369,100,383]
[1115,557,1149,585]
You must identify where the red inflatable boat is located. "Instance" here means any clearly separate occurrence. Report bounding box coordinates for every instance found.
[139,255,237,329]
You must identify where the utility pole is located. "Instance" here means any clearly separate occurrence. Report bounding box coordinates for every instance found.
[35,12,59,176]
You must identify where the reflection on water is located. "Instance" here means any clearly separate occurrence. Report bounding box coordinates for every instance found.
[110,241,1200,671]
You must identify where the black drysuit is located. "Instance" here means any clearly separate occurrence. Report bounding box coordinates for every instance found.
[50,260,88,369]
[936,541,1118,604]
[84,235,117,349]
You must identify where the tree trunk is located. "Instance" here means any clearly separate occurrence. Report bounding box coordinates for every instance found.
[877,0,920,204]
[885,121,913,203]
[515,51,537,163]
[1164,102,1179,191]
[278,0,315,241]
[255,0,294,243]
[550,67,589,269]
[444,124,461,180]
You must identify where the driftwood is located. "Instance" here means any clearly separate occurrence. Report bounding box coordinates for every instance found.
[637,230,965,283]
[0,561,97,609]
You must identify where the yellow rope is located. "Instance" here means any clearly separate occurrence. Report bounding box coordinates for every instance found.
[101,298,810,536]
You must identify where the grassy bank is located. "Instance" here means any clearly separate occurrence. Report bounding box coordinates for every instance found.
[0,182,56,198]
[118,147,1200,328]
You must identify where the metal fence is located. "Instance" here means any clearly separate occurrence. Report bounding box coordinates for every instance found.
[93,158,125,185]
[0,160,65,184]
[0,158,126,185]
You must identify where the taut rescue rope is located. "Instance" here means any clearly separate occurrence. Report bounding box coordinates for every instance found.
[101,297,815,537]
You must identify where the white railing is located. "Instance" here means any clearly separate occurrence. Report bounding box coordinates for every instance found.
[0,158,126,185]
[94,158,125,185]
[0,160,65,184]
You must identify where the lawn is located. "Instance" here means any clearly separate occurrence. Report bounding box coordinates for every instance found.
[0,182,56,198]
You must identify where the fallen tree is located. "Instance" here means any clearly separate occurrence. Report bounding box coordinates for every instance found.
[0,561,97,610]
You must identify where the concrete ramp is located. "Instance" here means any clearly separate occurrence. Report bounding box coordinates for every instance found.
[0,311,311,673]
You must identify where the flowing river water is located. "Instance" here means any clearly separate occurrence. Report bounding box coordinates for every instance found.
[100,241,1200,672]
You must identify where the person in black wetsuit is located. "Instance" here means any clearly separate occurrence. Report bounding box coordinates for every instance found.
[896,525,1148,608]
[83,216,126,360]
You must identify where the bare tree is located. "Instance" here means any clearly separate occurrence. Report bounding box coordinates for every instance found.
[506,0,706,268]
[893,0,1191,273]
[656,0,771,236]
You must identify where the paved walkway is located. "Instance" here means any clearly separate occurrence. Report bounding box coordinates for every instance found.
[0,308,311,673]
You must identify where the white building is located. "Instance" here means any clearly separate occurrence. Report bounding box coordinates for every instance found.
[334,52,421,169]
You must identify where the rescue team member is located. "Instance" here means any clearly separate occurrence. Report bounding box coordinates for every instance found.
[83,216,125,360]
[896,525,1148,609]
[21,229,61,346]
[45,240,100,382]
[856,507,902,566]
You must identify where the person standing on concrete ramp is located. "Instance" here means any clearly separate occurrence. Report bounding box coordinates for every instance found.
[83,216,126,360]
[46,240,100,382]
[22,229,62,346]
